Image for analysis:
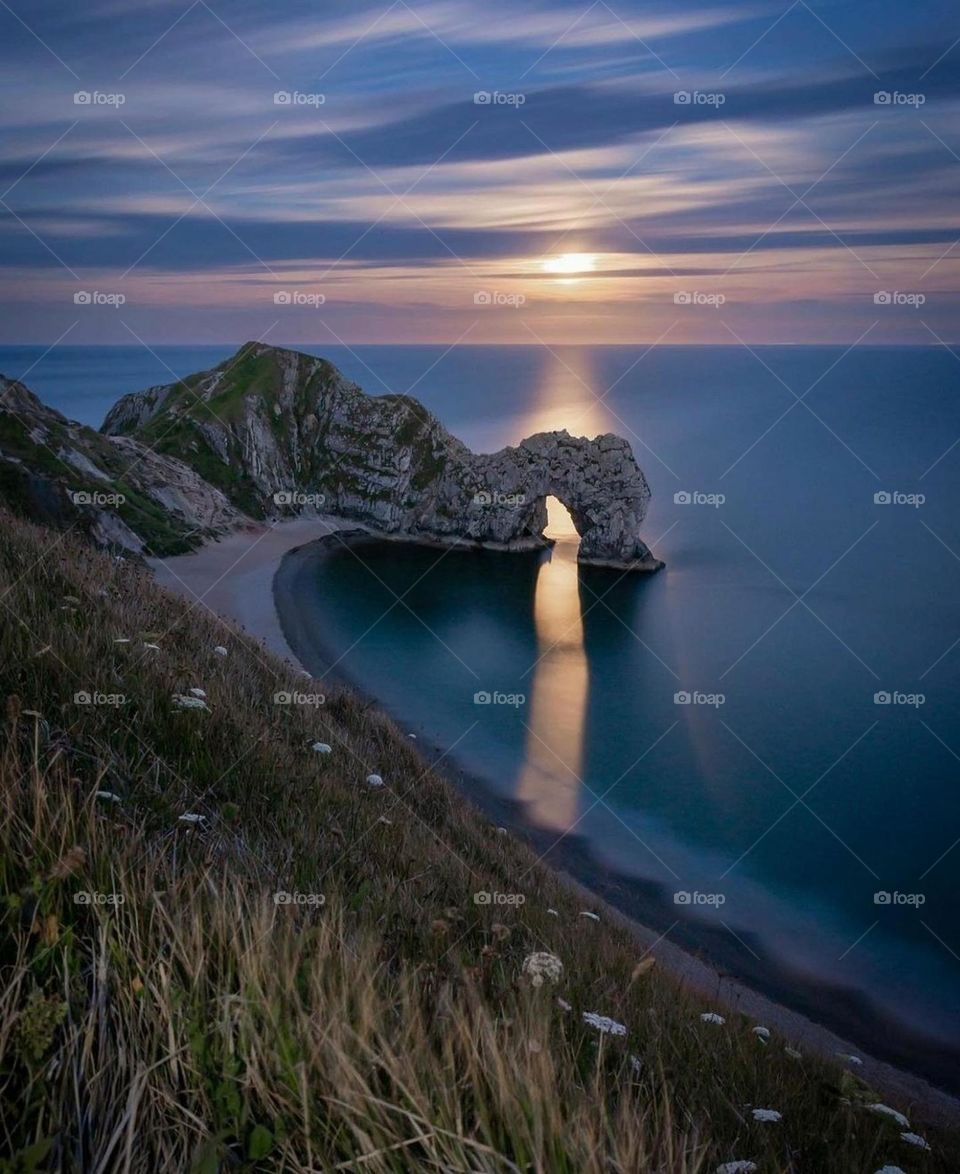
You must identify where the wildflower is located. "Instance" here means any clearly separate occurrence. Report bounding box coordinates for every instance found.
[178,813,206,825]
[113,638,130,644]
[579,910,600,922]
[408,732,417,739]
[95,790,122,803]
[873,1167,906,1174]
[522,951,563,987]
[377,816,392,825]
[900,1133,930,1150]
[700,1012,725,1025]
[629,1054,643,1075]
[213,645,228,656]
[785,1047,802,1059]
[172,694,208,711]
[189,687,206,699]
[752,1026,770,1042]
[866,1104,909,1128]
[547,908,559,917]
[716,1163,758,1174]
[143,642,160,650]
[312,742,332,754]
[365,773,384,787]
[582,1011,627,1036]
[557,997,571,1012]
[836,1052,862,1065]
[751,1109,781,1123]
[496,827,507,835]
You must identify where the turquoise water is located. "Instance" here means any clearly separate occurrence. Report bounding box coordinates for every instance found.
[5,343,960,1083]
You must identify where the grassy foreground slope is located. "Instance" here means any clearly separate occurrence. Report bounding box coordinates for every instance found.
[0,511,952,1173]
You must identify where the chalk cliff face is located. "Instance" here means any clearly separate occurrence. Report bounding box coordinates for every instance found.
[0,376,244,555]
[102,342,662,570]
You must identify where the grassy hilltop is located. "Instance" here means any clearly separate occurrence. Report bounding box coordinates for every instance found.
[0,509,954,1172]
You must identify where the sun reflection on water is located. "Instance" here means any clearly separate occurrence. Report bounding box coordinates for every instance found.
[515,500,588,831]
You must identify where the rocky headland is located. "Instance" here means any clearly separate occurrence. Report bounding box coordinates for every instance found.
[3,342,662,569]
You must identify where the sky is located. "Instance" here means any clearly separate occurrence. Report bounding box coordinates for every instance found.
[0,0,958,344]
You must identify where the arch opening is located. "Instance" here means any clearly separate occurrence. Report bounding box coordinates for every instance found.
[542,494,580,543]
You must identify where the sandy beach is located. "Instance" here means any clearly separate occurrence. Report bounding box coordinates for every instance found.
[150,520,960,1127]
[149,515,356,666]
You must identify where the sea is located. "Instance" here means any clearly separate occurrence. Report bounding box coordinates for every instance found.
[3,341,958,1087]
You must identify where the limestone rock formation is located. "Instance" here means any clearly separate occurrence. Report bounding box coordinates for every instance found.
[0,376,244,555]
[102,342,662,570]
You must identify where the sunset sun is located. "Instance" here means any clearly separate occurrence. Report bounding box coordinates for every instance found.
[543,252,597,276]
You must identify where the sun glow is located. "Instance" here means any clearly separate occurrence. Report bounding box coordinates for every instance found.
[543,252,596,275]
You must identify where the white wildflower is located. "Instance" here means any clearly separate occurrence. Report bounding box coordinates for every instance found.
[900,1132,930,1150]
[377,816,393,825]
[836,1052,862,1065]
[143,642,160,651]
[172,694,208,710]
[312,742,332,754]
[700,1012,725,1025]
[178,813,206,825]
[213,645,228,656]
[751,1109,781,1123]
[522,951,563,987]
[582,1011,627,1036]
[579,910,600,922]
[408,732,417,739]
[189,687,206,699]
[873,1167,906,1173]
[496,827,507,834]
[785,1047,802,1059]
[365,773,384,787]
[546,908,559,917]
[557,997,571,1012]
[866,1104,909,1128]
[752,1025,770,1040]
[629,1054,643,1075]
[95,790,122,803]
[716,1163,758,1174]
[113,637,130,644]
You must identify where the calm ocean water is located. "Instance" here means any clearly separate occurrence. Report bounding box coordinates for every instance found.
[5,343,959,1078]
